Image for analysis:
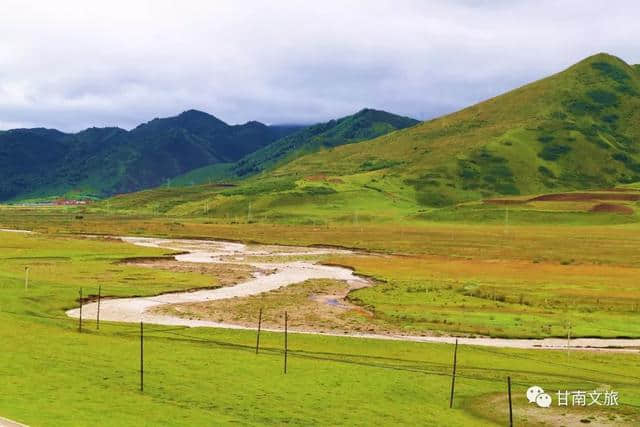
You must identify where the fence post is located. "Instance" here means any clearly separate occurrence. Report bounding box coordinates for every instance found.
[140,321,144,392]
[449,339,458,408]
[96,285,101,330]
[78,288,83,333]
[284,311,288,374]
[507,376,513,427]
[255,308,262,354]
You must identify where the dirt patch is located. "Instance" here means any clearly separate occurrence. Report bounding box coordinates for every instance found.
[304,174,344,184]
[467,392,639,426]
[590,203,634,214]
[305,174,327,181]
[123,258,269,286]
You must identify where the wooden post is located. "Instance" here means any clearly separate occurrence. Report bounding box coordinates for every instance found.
[140,321,144,392]
[96,285,101,330]
[507,376,513,427]
[449,339,458,408]
[255,308,262,354]
[24,266,29,290]
[78,288,83,333]
[284,311,288,374]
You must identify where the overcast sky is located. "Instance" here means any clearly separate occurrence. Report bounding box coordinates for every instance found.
[0,0,638,132]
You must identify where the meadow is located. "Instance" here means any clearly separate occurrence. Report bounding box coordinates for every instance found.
[1,231,640,426]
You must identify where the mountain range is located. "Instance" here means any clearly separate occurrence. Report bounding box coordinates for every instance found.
[0,108,418,201]
[0,110,302,200]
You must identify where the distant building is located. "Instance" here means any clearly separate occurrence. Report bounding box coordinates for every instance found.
[53,199,90,206]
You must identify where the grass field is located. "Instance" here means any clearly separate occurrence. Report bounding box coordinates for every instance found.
[1,231,640,426]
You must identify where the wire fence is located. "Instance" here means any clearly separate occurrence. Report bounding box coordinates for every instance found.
[2,285,639,421]
[2,305,637,389]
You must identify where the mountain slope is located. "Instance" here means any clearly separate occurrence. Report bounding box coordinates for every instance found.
[0,110,301,200]
[169,108,419,185]
[231,108,419,177]
[268,52,640,205]
[100,53,640,222]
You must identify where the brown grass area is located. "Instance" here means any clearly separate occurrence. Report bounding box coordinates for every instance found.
[328,253,640,303]
[122,258,264,286]
[3,210,640,266]
[154,279,382,334]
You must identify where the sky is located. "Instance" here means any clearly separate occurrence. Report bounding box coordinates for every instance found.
[0,0,639,132]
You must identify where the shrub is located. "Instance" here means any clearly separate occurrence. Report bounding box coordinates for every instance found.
[538,165,555,178]
[302,186,337,196]
[591,61,630,83]
[416,191,454,207]
[587,89,618,107]
[538,144,571,161]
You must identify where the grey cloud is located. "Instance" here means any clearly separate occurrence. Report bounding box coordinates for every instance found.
[0,0,638,131]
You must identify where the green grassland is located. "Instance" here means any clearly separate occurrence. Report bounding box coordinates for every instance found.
[1,231,640,426]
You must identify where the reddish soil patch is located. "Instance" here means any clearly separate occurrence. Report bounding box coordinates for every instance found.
[305,174,327,181]
[590,203,634,214]
[327,178,344,184]
[530,192,640,202]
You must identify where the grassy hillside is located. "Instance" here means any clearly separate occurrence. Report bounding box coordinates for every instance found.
[101,53,640,223]
[270,53,640,205]
[230,108,419,178]
[169,108,419,186]
[0,110,301,201]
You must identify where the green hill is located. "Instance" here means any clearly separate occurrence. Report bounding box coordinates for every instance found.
[101,53,640,223]
[270,53,640,204]
[0,110,301,201]
[169,108,419,185]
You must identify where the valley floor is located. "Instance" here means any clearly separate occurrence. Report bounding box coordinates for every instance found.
[1,211,640,425]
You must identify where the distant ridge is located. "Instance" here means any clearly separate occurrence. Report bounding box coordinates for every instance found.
[169,108,419,185]
[0,110,303,200]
